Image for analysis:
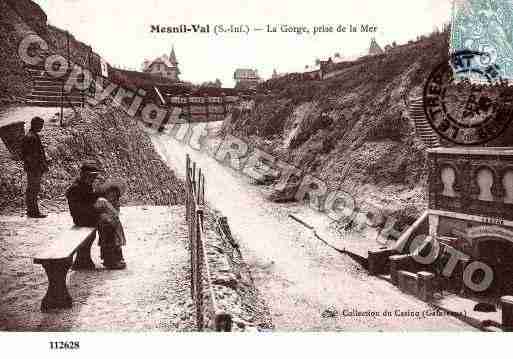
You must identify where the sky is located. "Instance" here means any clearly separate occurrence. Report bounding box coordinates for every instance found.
[33,0,453,87]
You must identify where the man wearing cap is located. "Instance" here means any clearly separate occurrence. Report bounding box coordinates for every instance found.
[65,161,102,226]
[65,161,127,269]
[21,117,49,218]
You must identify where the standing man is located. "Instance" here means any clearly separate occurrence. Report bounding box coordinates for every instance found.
[21,117,49,218]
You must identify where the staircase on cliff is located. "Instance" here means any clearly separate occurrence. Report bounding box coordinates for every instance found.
[24,64,85,107]
[408,96,441,148]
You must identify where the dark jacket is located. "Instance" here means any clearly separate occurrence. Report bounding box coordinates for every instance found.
[65,179,100,226]
[21,129,48,173]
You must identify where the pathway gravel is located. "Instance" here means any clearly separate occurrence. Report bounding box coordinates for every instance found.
[0,205,194,331]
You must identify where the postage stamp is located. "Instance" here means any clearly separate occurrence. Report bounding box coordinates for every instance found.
[451,0,513,80]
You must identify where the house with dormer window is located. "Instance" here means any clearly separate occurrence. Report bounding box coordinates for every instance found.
[142,46,180,81]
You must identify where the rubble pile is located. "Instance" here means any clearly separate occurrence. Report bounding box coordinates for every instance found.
[0,104,185,215]
[202,210,272,331]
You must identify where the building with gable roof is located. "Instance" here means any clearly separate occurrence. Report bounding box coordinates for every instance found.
[233,68,261,90]
[142,46,180,81]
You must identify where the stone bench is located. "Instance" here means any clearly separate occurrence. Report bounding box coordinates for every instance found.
[397,270,418,295]
[417,271,435,302]
[368,248,395,275]
[501,296,513,332]
[396,270,436,302]
[389,254,416,285]
[33,226,97,312]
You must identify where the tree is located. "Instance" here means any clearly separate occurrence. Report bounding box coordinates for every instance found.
[315,58,321,66]
[334,52,341,58]
[200,79,222,88]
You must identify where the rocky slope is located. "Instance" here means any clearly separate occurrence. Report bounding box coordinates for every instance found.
[222,31,453,222]
[0,104,185,215]
[0,0,38,108]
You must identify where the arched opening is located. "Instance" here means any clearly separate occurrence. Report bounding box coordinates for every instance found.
[476,167,494,201]
[474,237,513,295]
[441,166,457,197]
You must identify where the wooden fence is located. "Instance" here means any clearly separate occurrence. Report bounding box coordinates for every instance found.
[185,154,232,331]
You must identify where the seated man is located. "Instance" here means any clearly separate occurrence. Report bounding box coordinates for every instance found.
[65,161,100,227]
[65,161,127,269]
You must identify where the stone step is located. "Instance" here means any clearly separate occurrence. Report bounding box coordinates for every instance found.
[34,80,65,86]
[26,93,84,100]
[24,99,84,107]
[418,135,438,140]
[420,137,440,143]
[31,88,84,95]
[416,128,434,133]
[26,94,84,101]
[31,77,86,84]
[417,133,437,138]
[416,125,434,130]
[26,66,82,73]
[421,137,440,143]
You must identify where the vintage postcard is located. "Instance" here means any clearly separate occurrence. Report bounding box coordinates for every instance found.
[0,0,512,356]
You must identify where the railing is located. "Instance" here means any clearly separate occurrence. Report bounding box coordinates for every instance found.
[186,154,232,331]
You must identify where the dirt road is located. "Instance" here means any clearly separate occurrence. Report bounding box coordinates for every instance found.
[151,126,473,331]
[0,206,194,331]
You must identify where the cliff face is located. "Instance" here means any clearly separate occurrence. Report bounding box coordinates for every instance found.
[0,0,104,109]
[0,0,39,107]
[223,32,452,217]
[3,0,47,35]
[0,105,185,215]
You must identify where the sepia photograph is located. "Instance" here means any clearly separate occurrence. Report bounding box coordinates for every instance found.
[1,0,513,356]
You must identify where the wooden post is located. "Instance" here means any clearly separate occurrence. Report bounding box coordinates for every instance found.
[83,46,91,107]
[196,208,203,331]
[215,312,233,332]
[205,97,209,122]
[198,168,202,204]
[501,296,513,331]
[186,154,190,222]
[192,162,196,192]
[187,96,191,123]
[201,175,205,205]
